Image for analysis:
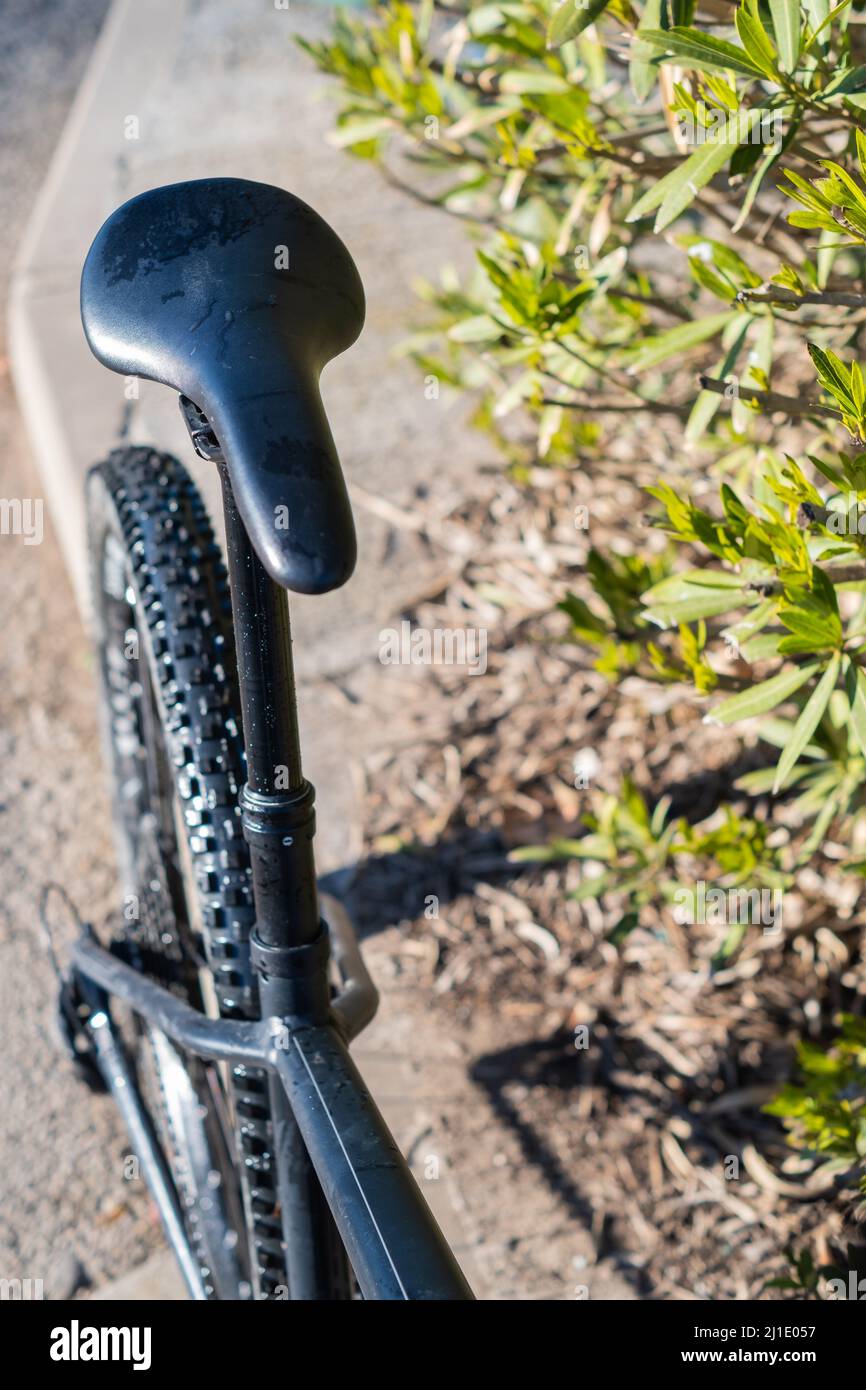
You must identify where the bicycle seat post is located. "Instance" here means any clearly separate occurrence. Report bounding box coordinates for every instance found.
[219,460,303,794]
[218,457,351,1300]
[217,460,324,968]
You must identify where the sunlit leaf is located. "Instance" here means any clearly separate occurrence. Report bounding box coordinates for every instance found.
[773,653,841,793]
[547,0,610,50]
[623,311,737,370]
[845,656,866,759]
[769,0,800,73]
[638,26,766,77]
[708,663,820,725]
[628,110,764,231]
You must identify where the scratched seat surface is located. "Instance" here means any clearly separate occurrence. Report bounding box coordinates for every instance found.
[81,177,364,594]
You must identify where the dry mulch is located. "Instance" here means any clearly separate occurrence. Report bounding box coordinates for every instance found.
[338,432,866,1299]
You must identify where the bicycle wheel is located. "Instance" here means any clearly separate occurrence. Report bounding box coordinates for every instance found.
[86,446,288,1299]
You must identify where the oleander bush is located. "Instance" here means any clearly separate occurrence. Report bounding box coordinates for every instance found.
[302,1,866,1209]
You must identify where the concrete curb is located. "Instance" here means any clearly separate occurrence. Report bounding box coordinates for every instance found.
[9,0,187,612]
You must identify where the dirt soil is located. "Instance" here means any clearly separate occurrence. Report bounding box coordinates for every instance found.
[331,426,866,1301]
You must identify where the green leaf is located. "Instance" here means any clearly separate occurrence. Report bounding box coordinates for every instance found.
[732,112,799,233]
[736,0,779,79]
[844,656,866,759]
[778,566,843,653]
[630,0,665,102]
[608,910,640,945]
[740,631,783,661]
[755,716,825,757]
[809,453,846,490]
[638,26,767,77]
[624,311,736,370]
[708,662,820,725]
[447,314,504,343]
[773,652,841,793]
[559,591,608,638]
[686,317,751,442]
[808,342,856,414]
[499,69,571,93]
[510,839,592,863]
[642,568,747,625]
[736,763,814,793]
[327,116,393,148]
[547,0,609,50]
[467,4,536,38]
[649,592,746,626]
[769,0,799,73]
[734,312,774,434]
[570,871,612,901]
[822,64,866,97]
[627,110,763,231]
[803,0,853,56]
[646,569,746,595]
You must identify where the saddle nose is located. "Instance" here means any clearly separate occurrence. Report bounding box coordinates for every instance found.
[80,177,364,594]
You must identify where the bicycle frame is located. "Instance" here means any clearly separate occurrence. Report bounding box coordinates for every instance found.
[69,427,474,1301]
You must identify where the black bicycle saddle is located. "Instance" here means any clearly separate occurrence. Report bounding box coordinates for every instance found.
[81,177,364,594]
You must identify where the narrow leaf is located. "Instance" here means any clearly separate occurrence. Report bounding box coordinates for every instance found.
[845,656,866,759]
[686,317,750,441]
[628,110,763,231]
[630,0,665,102]
[732,112,799,233]
[770,0,799,73]
[803,0,853,56]
[499,70,571,93]
[822,64,866,97]
[624,311,736,370]
[736,0,779,79]
[638,27,766,77]
[708,662,819,725]
[773,652,841,793]
[547,0,609,49]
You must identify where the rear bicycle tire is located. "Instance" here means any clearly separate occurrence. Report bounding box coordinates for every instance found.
[86,446,290,1298]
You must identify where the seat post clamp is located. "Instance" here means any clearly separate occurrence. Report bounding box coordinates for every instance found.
[250,922,331,1024]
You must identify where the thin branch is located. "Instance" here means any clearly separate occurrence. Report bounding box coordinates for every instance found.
[818,560,866,585]
[698,375,840,421]
[746,559,866,594]
[540,393,689,420]
[694,189,804,264]
[425,57,500,94]
[605,287,693,321]
[737,285,866,309]
[379,162,502,226]
[553,336,650,400]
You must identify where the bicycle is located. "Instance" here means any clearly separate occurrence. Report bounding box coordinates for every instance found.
[54,176,473,1301]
